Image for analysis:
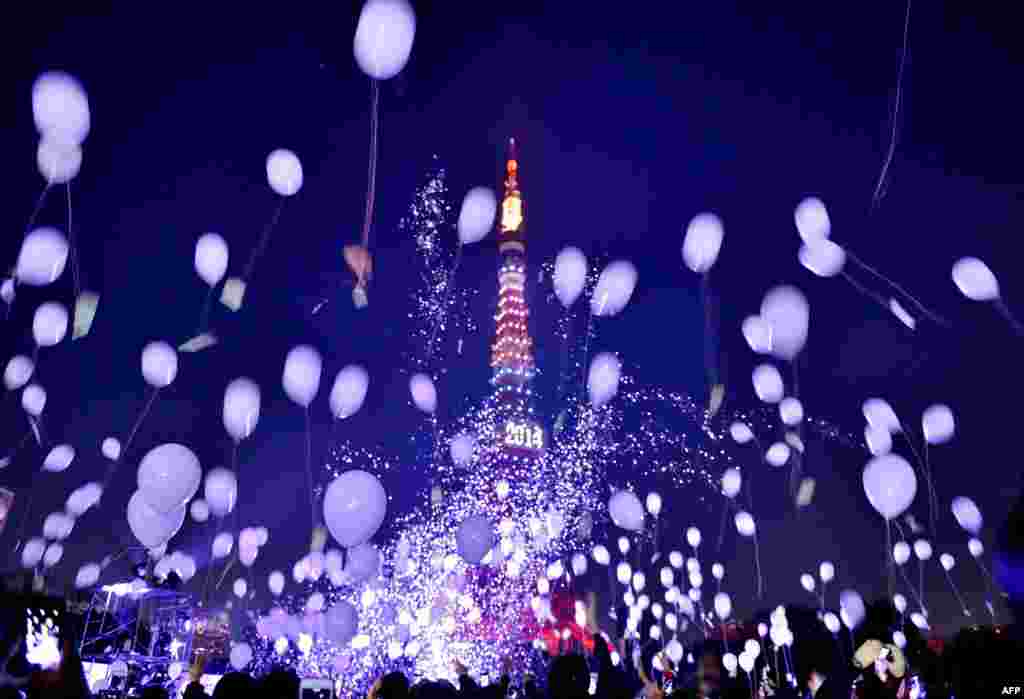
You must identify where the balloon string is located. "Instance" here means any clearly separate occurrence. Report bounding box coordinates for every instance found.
[66,182,81,298]
[304,406,318,538]
[898,429,935,538]
[918,557,926,612]
[701,272,718,388]
[923,441,938,539]
[897,563,926,612]
[870,0,913,211]
[241,198,286,285]
[26,184,52,233]
[886,520,894,598]
[745,465,765,599]
[196,286,215,337]
[361,79,380,249]
[942,568,970,615]
[104,387,161,489]
[995,298,1024,336]
[846,250,950,327]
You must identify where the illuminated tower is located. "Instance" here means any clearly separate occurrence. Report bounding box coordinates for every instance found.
[490,138,545,457]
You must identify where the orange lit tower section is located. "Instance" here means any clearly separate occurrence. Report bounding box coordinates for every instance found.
[490,138,545,458]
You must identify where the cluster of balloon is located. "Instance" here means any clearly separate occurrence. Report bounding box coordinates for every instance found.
[181,232,229,352]
[126,443,200,550]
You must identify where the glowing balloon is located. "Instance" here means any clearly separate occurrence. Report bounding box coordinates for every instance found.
[33,71,90,144]
[591,260,637,317]
[951,496,983,534]
[840,589,865,628]
[554,247,587,308]
[952,257,999,301]
[592,545,610,566]
[1,279,12,305]
[922,404,955,445]
[187,499,208,524]
[75,563,101,589]
[608,491,645,532]
[223,378,260,441]
[330,365,369,419]
[457,187,497,245]
[137,443,201,514]
[32,302,68,347]
[819,561,835,583]
[40,444,74,473]
[734,511,756,537]
[409,373,437,413]
[722,653,737,676]
[212,532,234,559]
[823,612,840,634]
[799,240,846,278]
[66,483,102,516]
[892,630,907,649]
[765,442,790,467]
[968,538,983,557]
[646,492,663,517]
[3,356,34,392]
[794,197,830,242]
[266,149,303,197]
[588,353,621,408]
[863,454,917,520]
[863,398,901,433]
[283,345,323,407]
[779,397,804,425]
[16,228,68,286]
[345,543,382,582]
[721,468,742,498]
[572,553,588,576]
[195,233,229,287]
[864,425,892,456]
[127,491,185,549]
[43,512,74,540]
[752,364,784,403]
[325,601,359,646]
[711,562,725,580]
[37,138,82,184]
[233,578,248,599]
[738,651,755,674]
[742,315,773,355]
[616,562,632,585]
[729,421,754,444]
[913,539,933,561]
[230,642,253,670]
[140,341,178,388]
[268,571,285,596]
[682,212,724,274]
[204,468,238,517]
[449,432,477,468]
[761,285,809,360]
[353,0,416,80]
[686,527,701,548]
[323,470,387,548]
[800,573,815,592]
[456,515,494,565]
[714,592,732,620]
[940,553,955,571]
[21,538,46,569]
[22,384,46,417]
[893,541,911,565]
[101,437,121,460]
[40,542,62,568]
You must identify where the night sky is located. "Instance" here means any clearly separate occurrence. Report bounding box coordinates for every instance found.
[2,2,1023,639]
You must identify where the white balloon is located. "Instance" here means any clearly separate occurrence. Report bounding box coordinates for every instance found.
[616,561,632,585]
[330,365,370,419]
[913,539,933,561]
[409,373,437,413]
[33,71,90,144]
[682,212,724,274]
[212,532,234,559]
[325,600,359,646]
[800,573,815,592]
[940,553,955,571]
[195,233,229,287]
[893,541,911,566]
[591,260,638,317]
[779,397,804,425]
[588,353,621,408]
[66,483,102,516]
[742,315,773,355]
[233,578,248,598]
[714,592,732,620]
[283,345,323,407]
[922,404,955,445]
[864,425,892,456]
[721,468,742,498]
[734,511,756,537]
[910,612,929,630]
[752,364,784,403]
[794,197,831,242]
[75,563,101,589]
[711,562,725,580]
[204,468,238,517]
[16,228,69,286]
[2,354,37,385]
[190,499,209,523]
[722,653,737,675]
[799,240,846,278]
[37,138,82,184]
[686,527,702,548]
[449,432,477,467]
[892,630,907,649]
[863,398,901,433]
[266,149,303,197]
[968,537,984,558]
[22,538,47,568]
[572,553,588,576]
[863,454,917,520]
[323,470,387,548]
[268,570,286,596]
[457,187,497,245]
[141,341,178,388]
[823,612,840,634]
[230,642,253,670]
[42,444,75,472]
[761,285,809,361]
[840,589,865,628]
[101,437,121,460]
[765,442,790,467]
[645,492,662,517]
[126,491,185,549]
[554,247,588,308]
[223,378,260,441]
[32,302,68,346]
[22,383,46,416]
[952,257,999,301]
[608,491,645,532]
[345,543,382,582]
[353,0,417,80]
[951,496,983,534]
[592,545,610,566]
[729,421,754,444]
[738,651,755,674]
[893,593,907,613]
[43,512,74,540]
[819,561,835,583]
[137,443,201,514]
[1,278,13,305]
[43,542,63,568]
